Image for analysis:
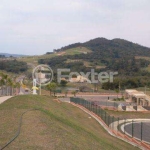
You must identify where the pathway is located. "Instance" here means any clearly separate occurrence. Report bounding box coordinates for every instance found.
[0,96,12,104]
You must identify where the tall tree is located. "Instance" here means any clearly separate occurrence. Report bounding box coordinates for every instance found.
[46,82,57,96]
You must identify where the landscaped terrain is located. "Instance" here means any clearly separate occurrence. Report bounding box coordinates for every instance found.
[0,95,139,150]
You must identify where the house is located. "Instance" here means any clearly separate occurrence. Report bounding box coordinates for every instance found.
[69,75,90,83]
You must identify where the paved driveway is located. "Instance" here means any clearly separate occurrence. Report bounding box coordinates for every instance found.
[125,122,150,144]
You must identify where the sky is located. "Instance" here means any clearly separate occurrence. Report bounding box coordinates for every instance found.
[0,0,150,55]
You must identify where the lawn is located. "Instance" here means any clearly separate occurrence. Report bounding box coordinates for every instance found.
[105,109,150,119]
[0,95,139,150]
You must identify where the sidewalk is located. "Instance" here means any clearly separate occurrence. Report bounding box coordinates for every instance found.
[0,96,12,104]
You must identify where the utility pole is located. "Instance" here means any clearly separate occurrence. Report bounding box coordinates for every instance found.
[38,69,42,96]
[39,72,42,95]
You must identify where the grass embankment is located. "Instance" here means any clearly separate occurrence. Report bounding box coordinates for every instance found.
[0,95,139,150]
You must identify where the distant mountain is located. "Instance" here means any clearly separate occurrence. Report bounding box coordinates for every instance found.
[39,37,150,89]
[0,53,27,57]
[40,37,150,76]
[56,37,150,56]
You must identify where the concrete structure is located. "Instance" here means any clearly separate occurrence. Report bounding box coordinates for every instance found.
[69,75,90,83]
[125,89,150,106]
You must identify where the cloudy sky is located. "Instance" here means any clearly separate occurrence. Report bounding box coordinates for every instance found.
[0,0,150,55]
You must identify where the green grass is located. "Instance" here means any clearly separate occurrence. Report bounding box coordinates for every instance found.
[0,95,139,150]
[63,47,91,55]
[105,109,150,119]
[17,47,91,64]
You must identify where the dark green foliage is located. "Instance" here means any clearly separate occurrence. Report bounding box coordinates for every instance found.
[39,38,150,74]
[102,76,150,90]
[0,59,28,73]
[60,80,67,87]
[38,38,150,89]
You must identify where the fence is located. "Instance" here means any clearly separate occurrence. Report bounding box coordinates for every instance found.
[0,86,16,96]
[96,100,119,109]
[70,97,150,144]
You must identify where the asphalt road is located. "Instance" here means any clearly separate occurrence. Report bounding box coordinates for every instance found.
[78,95,118,101]
[77,95,127,107]
[125,122,150,143]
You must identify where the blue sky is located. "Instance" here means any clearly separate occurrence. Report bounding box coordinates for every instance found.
[0,0,150,55]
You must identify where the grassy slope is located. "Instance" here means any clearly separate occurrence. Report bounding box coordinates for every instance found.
[105,109,150,119]
[63,47,91,55]
[0,95,139,150]
[18,47,91,65]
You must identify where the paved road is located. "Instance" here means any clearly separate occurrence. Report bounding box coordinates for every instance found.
[77,95,127,107]
[59,95,129,107]
[125,122,150,144]
[78,95,118,101]
[0,96,12,104]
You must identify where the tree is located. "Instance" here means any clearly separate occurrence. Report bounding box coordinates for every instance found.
[1,73,9,95]
[60,80,67,87]
[46,82,57,96]
[7,78,13,95]
[72,91,77,97]
[0,73,20,96]
[0,77,5,96]
[14,82,21,95]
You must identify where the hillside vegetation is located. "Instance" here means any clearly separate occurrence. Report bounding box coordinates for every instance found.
[0,95,139,150]
[0,59,28,73]
[42,38,150,74]
[38,38,150,89]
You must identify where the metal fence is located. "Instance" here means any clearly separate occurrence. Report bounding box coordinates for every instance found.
[70,97,150,144]
[96,100,119,109]
[0,86,16,96]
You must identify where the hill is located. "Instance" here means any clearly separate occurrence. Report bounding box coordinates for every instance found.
[0,95,138,150]
[56,37,150,57]
[39,37,150,75]
[37,37,150,89]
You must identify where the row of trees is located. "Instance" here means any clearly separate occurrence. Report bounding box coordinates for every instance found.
[46,81,77,97]
[102,76,150,90]
[0,60,28,73]
[0,73,20,96]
